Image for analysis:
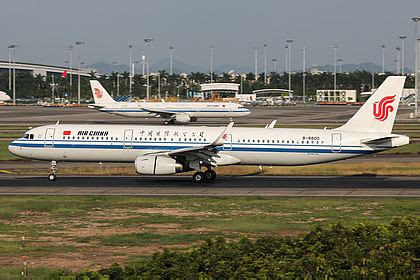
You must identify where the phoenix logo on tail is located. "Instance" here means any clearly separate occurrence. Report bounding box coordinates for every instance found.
[373,95,396,121]
[94,88,103,99]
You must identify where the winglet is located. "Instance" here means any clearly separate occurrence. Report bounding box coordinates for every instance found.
[212,122,234,146]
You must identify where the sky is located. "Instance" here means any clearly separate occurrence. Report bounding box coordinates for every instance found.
[1,0,419,71]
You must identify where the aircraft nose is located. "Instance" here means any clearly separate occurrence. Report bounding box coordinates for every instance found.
[8,141,21,157]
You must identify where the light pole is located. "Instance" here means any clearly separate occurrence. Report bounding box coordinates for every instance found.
[75,41,84,104]
[381,45,386,74]
[209,44,215,83]
[337,58,343,74]
[285,45,288,74]
[68,45,73,88]
[253,46,259,81]
[332,44,337,95]
[272,59,277,72]
[169,46,174,76]
[128,44,133,94]
[302,47,307,104]
[112,61,120,96]
[263,43,267,84]
[286,39,294,100]
[8,44,19,103]
[413,17,420,116]
[396,47,401,74]
[144,38,154,78]
[399,36,407,75]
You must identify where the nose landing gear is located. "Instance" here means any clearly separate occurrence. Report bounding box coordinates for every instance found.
[48,161,57,181]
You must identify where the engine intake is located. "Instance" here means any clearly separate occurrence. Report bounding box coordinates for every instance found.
[135,155,183,175]
[175,113,191,123]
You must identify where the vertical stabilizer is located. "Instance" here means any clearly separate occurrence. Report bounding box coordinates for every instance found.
[336,76,405,133]
[89,80,116,104]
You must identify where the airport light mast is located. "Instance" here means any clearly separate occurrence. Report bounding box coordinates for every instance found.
[75,41,84,104]
[253,46,259,81]
[112,61,120,96]
[144,38,154,99]
[413,17,420,116]
[395,47,401,74]
[332,44,337,96]
[272,58,277,73]
[286,39,293,100]
[128,44,133,94]
[302,47,307,104]
[337,58,343,74]
[381,45,386,74]
[263,43,267,84]
[209,44,215,83]
[399,36,406,76]
[68,45,73,89]
[8,44,19,103]
[169,46,174,76]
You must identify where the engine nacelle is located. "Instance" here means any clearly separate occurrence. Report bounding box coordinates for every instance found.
[175,113,191,123]
[135,155,183,175]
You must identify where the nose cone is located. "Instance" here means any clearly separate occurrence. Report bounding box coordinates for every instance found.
[8,141,22,157]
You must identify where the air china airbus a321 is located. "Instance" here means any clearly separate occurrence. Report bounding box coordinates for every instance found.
[88,81,250,124]
[9,76,409,183]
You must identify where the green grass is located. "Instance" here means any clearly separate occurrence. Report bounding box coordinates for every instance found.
[100,232,220,246]
[0,267,58,280]
[0,196,417,275]
[0,140,17,160]
[0,133,22,138]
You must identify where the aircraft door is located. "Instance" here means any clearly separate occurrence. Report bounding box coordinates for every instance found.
[331,133,342,152]
[222,134,232,151]
[44,128,55,148]
[124,129,133,148]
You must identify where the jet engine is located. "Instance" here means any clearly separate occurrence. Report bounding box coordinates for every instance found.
[135,155,184,175]
[175,113,191,123]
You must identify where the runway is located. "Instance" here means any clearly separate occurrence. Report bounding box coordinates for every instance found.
[0,175,419,197]
[0,105,415,126]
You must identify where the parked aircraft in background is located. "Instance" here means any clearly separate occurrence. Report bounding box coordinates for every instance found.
[9,77,408,183]
[88,81,250,124]
[0,91,11,102]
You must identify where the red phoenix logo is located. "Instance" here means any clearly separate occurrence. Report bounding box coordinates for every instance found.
[94,88,103,98]
[373,95,396,121]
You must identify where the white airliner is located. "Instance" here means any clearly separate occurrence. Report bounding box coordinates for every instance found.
[88,81,250,124]
[9,76,409,183]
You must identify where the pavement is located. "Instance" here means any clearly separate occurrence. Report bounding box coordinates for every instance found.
[0,104,416,126]
[0,175,418,197]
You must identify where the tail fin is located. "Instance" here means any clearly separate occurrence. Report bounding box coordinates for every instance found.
[89,80,116,104]
[336,76,406,133]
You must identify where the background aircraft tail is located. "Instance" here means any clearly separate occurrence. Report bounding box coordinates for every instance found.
[89,80,116,104]
[336,76,406,133]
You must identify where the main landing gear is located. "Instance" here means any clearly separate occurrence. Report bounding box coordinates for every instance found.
[48,161,57,181]
[163,119,175,125]
[192,169,216,183]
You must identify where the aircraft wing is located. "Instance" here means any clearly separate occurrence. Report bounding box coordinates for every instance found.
[88,104,106,109]
[145,122,238,166]
[140,107,176,118]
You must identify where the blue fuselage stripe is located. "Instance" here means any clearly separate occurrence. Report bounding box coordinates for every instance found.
[9,141,373,155]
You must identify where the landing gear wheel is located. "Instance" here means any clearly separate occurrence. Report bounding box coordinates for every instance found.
[192,172,205,183]
[49,161,57,181]
[204,170,216,182]
[48,173,56,181]
[164,121,169,125]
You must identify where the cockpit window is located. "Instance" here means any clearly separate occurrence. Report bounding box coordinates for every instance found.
[22,134,34,139]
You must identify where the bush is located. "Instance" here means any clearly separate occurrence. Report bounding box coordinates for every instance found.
[52,216,418,279]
